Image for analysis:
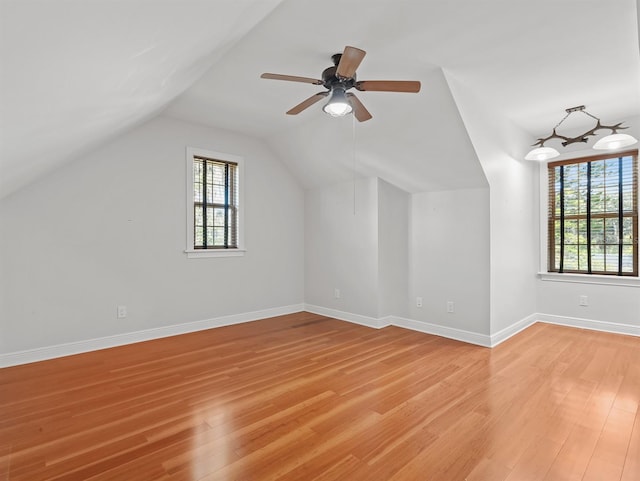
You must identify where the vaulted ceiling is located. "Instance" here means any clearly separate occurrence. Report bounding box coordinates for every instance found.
[1,0,639,198]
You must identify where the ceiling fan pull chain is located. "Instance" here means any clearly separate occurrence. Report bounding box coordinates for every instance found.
[352,113,357,216]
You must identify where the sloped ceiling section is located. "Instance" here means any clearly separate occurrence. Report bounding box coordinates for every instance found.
[166,0,639,192]
[167,0,487,192]
[0,0,283,199]
[266,67,486,193]
[2,0,639,198]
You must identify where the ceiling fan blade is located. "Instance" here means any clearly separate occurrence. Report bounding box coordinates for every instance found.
[336,46,366,79]
[286,92,329,115]
[261,73,323,85]
[346,93,372,122]
[355,80,421,93]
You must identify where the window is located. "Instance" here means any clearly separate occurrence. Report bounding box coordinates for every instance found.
[186,148,244,258]
[548,150,638,276]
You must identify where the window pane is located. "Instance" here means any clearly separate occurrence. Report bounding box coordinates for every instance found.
[194,160,203,203]
[605,189,619,213]
[230,166,239,206]
[211,163,224,185]
[591,218,604,244]
[564,245,578,271]
[194,205,203,229]
[591,161,605,213]
[605,245,619,272]
[622,156,634,212]
[578,162,588,215]
[578,245,588,271]
[195,226,204,247]
[591,244,605,272]
[214,227,224,246]
[564,219,578,245]
[213,185,226,204]
[563,164,579,215]
[604,218,619,245]
[622,217,634,244]
[622,246,634,272]
[206,183,213,204]
[603,158,619,214]
[578,219,587,245]
[554,169,562,216]
[227,224,235,247]
[213,208,225,227]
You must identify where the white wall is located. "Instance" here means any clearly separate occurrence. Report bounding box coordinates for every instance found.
[378,179,409,318]
[3,103,634,360]
[537,280,640,327]
[304,177,379,318]
[486,151,539,333]
[409,188,490,334]
[535,120,640,331]
[0,115,304,354]
[305,176,492,339]
[445,72,538,334]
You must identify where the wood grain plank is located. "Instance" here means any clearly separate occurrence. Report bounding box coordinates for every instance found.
[621,408,640,481]
[1,312,639,480]
[582,407,636,481]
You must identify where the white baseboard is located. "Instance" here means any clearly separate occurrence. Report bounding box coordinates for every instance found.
[389,316,492,347]
[304,304,492,347]
[489,313,539,347]
[538,313,640,337]
[304,304,390,329]
[0,304,305,368]
[3,305,637,368]
[306,307,640,347]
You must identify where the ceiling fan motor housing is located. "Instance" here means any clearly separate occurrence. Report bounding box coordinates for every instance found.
[322,55,356,91]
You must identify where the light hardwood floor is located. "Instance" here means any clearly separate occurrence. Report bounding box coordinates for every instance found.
[1,312,639,480]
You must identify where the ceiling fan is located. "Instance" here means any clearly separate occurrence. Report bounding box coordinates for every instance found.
[260,46,421,122]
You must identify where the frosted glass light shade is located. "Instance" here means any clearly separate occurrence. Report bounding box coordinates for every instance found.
[322,88,353,117]
[592,133,638,150]
[525,146,560,161]
[323,100,352,117]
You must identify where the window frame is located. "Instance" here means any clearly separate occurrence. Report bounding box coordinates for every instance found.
[546,149,638,277]
[185,147,245,258]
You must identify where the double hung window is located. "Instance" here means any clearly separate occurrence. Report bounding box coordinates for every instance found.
[547,150,638,276]
[186,148,244,257]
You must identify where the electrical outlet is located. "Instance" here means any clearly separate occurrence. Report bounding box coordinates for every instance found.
[334,288,341,299]
[117,305,127,318]
[447,301,454,313]
[579,295,588,307]
[416,297,423,308]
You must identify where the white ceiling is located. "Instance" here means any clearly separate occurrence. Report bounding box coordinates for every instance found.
[1,0,639,198]
[0,0,282,197]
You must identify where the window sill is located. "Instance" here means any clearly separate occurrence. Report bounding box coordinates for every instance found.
[538,272,640,287]
[185,249,246,259]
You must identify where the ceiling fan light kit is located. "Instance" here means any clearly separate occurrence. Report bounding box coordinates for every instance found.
[261,46,421,122]
[525,105,637,161]
[322,86,353,117]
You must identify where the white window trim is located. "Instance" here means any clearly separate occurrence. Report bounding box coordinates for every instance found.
[537,156,639,285]
[185,147,245,258]
[538,272,640,287]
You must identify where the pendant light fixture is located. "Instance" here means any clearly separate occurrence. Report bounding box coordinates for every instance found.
[525,105,637,161]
